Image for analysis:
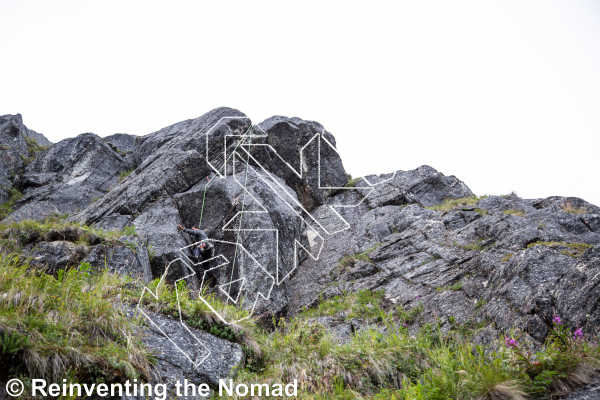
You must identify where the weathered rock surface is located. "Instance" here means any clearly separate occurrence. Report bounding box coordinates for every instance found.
[124,308,244,400]
[8,132,133,222]
[19,233,151,281]
[0,114,51,203]
[69,108,332,319]
[291,185,600,345]
[83,235,152,281]
[249,116,348,210]
[104,133,137,153]
[5,107,600,396]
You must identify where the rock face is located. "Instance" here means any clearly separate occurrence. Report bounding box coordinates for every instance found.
[8,133,134,222]
[126,309,244,400]
[4,107,600,393]
[22,127,52,147]
[103,133,137,153]
[0,114,51,203]
[291,184,600,344]
[69,107,341,320]
[249,116,348,211]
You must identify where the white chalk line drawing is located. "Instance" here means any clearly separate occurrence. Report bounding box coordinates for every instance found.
[137,116,392,365]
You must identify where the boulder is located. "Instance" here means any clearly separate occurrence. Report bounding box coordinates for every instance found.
[103,133,137,153]
[83,235,152,282]
[249,116,347,211]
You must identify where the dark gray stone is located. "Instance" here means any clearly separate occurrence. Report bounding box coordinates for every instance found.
[125,309,244,400]
[103,133,137,153]
[83,235,152,282]
[248,116,348,211]
[8,132,132,222]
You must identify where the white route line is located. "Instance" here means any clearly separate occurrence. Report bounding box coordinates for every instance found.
[138,115,390,365]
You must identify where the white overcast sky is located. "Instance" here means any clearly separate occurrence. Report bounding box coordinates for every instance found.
[1,1,599,205]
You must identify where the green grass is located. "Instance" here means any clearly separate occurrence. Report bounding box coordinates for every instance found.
[1,245,599,400]
[118,168,134,182]
[562,202,587,215]
[125,276,262,357]
[21,136,50,167]
[459,238,494,252]
[437,281,464,292]
[337,243,381,270]
[503,208,526,217]
[475,298,486,309]
[227,290,600,399]
[0,255,152,383]
[527,241,594,258]
[24,136,49,153]
[0,215,138,254]
[299,290,387,321]
[427,196,487,212]
[346,175,361,188]
[0,187,23,221]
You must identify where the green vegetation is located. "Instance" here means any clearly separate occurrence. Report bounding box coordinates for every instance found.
[0,215,138,254]
[562,202,587,215]
[459,238,494,252]
[503,208,526,217]
[437,280,464,292]
[337,243,381,270]
[299,290,386,321]
[21,136,49,167]
[346,174,362,187]
[475,298,487,309]
[501,253,514,262]
[0,187,23,220]
[527,241,594,258]
[475,208,488,216]
[2,238,599,400]
[128,277,261,355]
[228,290,600,399]
[119,168,134,182]
[427,196,487,213]
[24,136,48,153]
[0,255,152,383]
